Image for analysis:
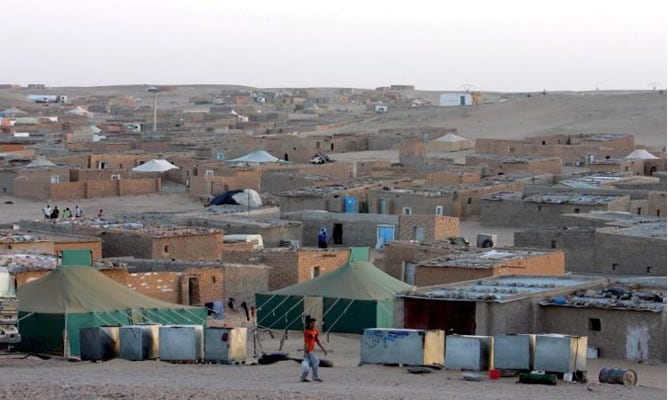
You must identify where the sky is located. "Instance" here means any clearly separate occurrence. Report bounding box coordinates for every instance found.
[1,0,666,91]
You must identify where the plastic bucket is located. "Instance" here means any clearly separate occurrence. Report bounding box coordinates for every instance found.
[489,369,501,380]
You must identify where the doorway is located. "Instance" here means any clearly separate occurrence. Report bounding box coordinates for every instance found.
[333,223,343,245]
[376,225,395,250]
[404,262,416,285]
[413,227,425,241]
[187,276,200,306]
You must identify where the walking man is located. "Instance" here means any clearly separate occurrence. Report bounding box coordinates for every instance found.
[300,317,327,382]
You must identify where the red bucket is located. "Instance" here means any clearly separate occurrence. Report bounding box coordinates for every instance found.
[489,369,501,380]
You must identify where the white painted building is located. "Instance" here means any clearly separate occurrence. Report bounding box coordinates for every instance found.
[439,93,472,107]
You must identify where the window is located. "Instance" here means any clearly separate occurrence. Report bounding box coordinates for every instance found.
[402,207,412,216]
[467,198,472,205]
[311,266,320,279]
[163,245,171,254]
[637,208,642,215]
[111,174,121,180]
[542,141,546,145]
[574,208,580,214]
[537,205,542,212]
[612,263,618,271]
[50,175,60,184]
[647,266,653,274]
[205,170,214,177]
[435,206,444,216]
[550,240,558,249]
[98,161,106,169]
[588,318,601,331]
[212,276,216,283]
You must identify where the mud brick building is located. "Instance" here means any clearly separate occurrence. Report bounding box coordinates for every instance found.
[465,154,562,177]
[0,229,102,261]
[474,133,634,166]
[481,192,631,228]
[383,239,469,283]
[413,248,565,286]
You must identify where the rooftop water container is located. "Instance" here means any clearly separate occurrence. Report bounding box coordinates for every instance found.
[493,334,535,370]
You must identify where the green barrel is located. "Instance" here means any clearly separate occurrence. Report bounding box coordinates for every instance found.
[518,372,558,385]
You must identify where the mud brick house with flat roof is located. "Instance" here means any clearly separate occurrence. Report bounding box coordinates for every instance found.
[99,226,224,261]
[222,247,350,290]
[465,154,562,177]
[538,277,666,361]
[365,179,524,219]
[0,229,102,261]
[475,133,634,166]
[481,192,631,228]
[396,275,606,336]
[383,239,470,283]
[413,248,565,287]
[98,257,269,306]
[182,215,303,248]
[17,220,223,261]
[515,217,666,275]
[278,178,406,214]
[282,211,459,250]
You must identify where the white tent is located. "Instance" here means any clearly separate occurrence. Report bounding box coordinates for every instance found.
[227,150,280,164]
[429,133,474,152]
[132,159,179,172]
[232,189,263,208]
[625,149,659,160]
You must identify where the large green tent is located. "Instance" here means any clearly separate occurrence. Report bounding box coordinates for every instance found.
[255,261,412,333]
[17,266,207,357]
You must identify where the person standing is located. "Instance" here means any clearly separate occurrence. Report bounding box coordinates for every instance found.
[300,317,327,383]
[317,228,328,249]
[50,206,59,220]
[97,209,104,219]
[42,204,51,220]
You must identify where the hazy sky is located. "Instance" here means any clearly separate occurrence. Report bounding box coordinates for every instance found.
[2,0,666,91]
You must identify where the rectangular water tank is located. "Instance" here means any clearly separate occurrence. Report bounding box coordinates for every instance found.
[445,335,493,371]
[79,326,119,361]
[360,329,445,366]
[204,327,247,363]
[120,324,160,361]
[159,325,204,361]
[534,334,588,373]
[493,334,535,370]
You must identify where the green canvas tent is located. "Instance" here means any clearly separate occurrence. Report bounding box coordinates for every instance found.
[17,266,207,357]
[255,261,412,333]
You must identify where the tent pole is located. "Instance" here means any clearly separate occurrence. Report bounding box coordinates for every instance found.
[256,295,292,327]
[266,297,304,329]
[282,296,321,331]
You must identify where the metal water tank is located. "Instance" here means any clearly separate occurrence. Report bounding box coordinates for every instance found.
[493,334,535,370]
[360,328,445,366]
[159,325,204,361]
[445,335,493,371]
[120,324,160,361]
[80,326,120,361]
[204,327,247,363]
[534,334,587,373]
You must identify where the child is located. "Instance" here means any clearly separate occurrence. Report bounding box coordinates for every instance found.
[300,317,328,382]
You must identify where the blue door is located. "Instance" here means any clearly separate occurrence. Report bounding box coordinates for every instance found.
[375,225,395,250]
[460,95,466,105]
[344,196,357,213]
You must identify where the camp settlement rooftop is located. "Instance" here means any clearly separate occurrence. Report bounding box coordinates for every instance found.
[401,275,606,303]
[484,191,628,205]
[597,220,667,239]
[29,219,220,238]
[418,248,554,269]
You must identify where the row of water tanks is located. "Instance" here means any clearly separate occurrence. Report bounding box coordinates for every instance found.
[80,325,246,363]
[360,329,588,374]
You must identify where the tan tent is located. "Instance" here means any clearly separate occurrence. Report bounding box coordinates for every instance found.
[428,133,474,152]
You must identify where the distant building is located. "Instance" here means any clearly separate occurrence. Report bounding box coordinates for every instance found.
[440,93,472,107]
[27,94,67,104]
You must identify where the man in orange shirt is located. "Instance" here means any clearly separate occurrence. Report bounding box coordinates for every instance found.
[301,316,328,382]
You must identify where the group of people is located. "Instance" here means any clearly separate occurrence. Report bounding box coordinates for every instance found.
[42,204,84,220]
[41,205,105,221]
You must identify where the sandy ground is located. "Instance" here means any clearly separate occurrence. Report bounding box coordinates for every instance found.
[0,321,665,400]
